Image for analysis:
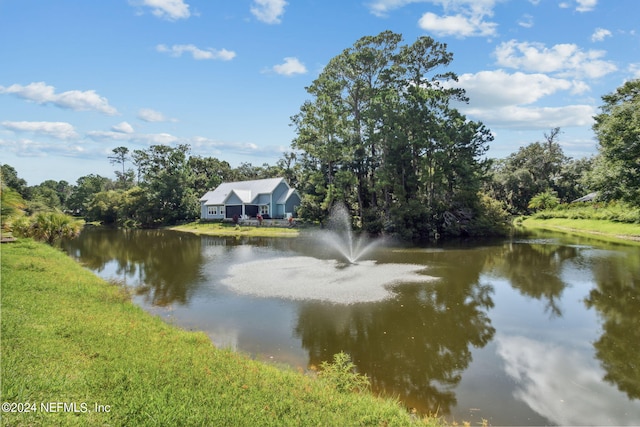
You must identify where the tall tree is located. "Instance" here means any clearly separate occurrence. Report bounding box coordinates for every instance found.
[109,146,130,176]
[109,146,134,189]
[292,31,493,240]
[588,79,640,205]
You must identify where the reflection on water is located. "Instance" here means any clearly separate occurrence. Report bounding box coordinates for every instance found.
[585,247,640,401]
[61,228,640,425]
[496,334,640,426]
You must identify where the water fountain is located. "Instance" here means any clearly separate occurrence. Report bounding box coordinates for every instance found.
[221,202,434,304]
[321,203,380,264]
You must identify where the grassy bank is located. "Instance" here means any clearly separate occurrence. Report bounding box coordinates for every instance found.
[1,239,436,426]
[170,221,300,238]
[521,217,640,243]
[520,202,640,243]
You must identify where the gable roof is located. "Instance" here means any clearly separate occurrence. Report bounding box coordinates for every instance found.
[200,177,288,206]
[277,188,299,204]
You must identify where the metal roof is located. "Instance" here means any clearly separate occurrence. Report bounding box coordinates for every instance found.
[200,177,288,205]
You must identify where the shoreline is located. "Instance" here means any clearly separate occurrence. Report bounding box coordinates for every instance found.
[1,239,433,426]
[168,221,302,238]
[521,217,640,244]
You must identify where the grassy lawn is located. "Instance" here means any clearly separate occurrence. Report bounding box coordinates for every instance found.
[522,217,640,244]
[1,239,437,426]
[170,221,300,238]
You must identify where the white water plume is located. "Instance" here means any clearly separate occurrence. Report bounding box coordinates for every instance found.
[221,256,435,304]
[322,203,380,264]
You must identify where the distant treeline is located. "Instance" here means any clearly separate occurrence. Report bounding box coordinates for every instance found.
[2,33,638,241]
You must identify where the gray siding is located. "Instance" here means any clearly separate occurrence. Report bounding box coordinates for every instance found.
[285,192,301,216]
[201,202,225,220]
[226,193,243,205]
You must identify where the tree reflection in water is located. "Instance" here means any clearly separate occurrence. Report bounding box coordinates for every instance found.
[61,227,640,421]
[294,255,495,415]
[585,246,640,400]
[494,242,575,317]
[62,228,206,306]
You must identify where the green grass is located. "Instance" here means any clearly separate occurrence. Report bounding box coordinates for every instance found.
[522,217,640,244]
[1,239,439,426]
[531,201,640,223]
[521,202,640,244]
[170,221,300,238]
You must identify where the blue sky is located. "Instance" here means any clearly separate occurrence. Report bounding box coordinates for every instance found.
[1,0,639,185]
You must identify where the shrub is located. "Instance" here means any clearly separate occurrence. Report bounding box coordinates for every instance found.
[318,352,370,394]
[12,211,83,245]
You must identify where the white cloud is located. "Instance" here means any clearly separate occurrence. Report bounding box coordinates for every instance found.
[250,0,287,24]
[367,0,423,17]
[87,131,132,141]
[112,122,135,134]
[518,14,534,28]
[137,108,175,123]
[629,63,640,79]
[131,0,190,20]
[494,40,617,79]
[1,120,79,140]
[272,57,307,76]
[591,27,612,42]
[0,82,118,115]
[463,104,595,129]
[418,11,497,37]
[156,44,236,61]
[89,128,179,145]
[368,0,499,38]
[0,137,91,158]
[189,135,283,158]
[575,0,597,12]
[447,70,595,129]
[559,0,597,12]
[456,70,574,107]
[134,132,180,145]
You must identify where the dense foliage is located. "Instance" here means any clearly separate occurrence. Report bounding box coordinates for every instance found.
[291,31,497,241]
[12,211,83,245]
[1,149,292,229]
[587,79,640,206]
[485,127,593,214]
[532,201,640,224]
[1,49,637,240]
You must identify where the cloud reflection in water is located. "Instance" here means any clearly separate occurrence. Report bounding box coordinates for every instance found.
[496,334,640,426]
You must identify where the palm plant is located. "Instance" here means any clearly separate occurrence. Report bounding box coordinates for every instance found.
[13,211,83,245]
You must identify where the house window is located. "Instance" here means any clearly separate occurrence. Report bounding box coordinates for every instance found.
[208,206,219,216]
[260,205,269,215]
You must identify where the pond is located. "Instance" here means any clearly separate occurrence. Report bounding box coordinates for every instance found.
[61,227,640,426]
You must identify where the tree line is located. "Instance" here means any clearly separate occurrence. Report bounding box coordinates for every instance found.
[1,147,292,229]
[2,31,638,242]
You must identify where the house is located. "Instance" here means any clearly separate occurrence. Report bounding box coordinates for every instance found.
[199,177,301,220]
